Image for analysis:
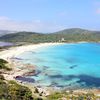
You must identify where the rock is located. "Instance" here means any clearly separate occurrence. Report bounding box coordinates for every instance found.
[35,87,50,96]
[23,69,35,76]
[15,76,35,83]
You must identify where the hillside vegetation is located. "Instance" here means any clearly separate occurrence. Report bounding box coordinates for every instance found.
[0,59,33,100]
[0,58,100,99]
[0,79,34,100]
[0,28,100,43]
[0,59,11,71]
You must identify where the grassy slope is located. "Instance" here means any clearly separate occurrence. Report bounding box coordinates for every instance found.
[0,28,100,43]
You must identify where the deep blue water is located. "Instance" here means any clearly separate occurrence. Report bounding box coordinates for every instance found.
[17,43,100,89]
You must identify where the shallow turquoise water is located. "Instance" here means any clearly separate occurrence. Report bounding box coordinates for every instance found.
[17,43,100,89]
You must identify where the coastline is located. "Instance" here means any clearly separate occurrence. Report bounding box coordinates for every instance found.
[0,42,66,97]
[0,42,87,81]
[0,41,89,60]
[0,43,65,85]
[0,42,100,96]
[0,43,65,59]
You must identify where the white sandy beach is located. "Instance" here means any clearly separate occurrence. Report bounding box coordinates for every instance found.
[1,42,100,96]
[0,43,64,60]
[0,43,64,81]
[0,42,88,60]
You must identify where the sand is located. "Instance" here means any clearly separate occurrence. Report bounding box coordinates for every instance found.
[0,43,64,59]
[0,42,100,96]
[0,43,64,81]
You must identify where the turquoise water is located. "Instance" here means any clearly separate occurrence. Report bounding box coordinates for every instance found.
[17,43,100,89]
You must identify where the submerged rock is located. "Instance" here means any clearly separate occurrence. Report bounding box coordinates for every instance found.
[15,76,35,83]
[69,65,78,69]
[23,69,36,76]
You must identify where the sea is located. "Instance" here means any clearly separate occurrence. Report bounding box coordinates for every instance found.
[17,43,100,89]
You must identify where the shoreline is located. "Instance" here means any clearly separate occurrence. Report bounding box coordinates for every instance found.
[0,42,100,96]
[0,41,90,60]
[0,43,65,60]
[0,43,65,81]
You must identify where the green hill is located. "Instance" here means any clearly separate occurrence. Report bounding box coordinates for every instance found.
[0,28,100,43]
[52,28,92,34]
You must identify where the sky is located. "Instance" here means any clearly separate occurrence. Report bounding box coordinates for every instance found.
[0,0,100,32]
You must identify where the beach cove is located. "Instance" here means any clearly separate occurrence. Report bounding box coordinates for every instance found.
[0,42,100,96]
[0,43,65,85]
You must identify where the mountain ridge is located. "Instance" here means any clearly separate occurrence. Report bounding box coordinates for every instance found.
[0,30,17,37]
[0,28,100,43]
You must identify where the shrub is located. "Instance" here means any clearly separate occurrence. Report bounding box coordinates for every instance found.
[8,82,34,100]
[0,80,34,100]
[0,59,12,71]
[34,87,39,93]
[0,75,5,80]
[35,97,43,100]
[0,59,8,64]
[47,92,63,100]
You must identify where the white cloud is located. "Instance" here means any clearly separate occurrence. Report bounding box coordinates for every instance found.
[93,1,100,15]
[0,16,9,20]
[96,8,100,14]
[0,16,65,33]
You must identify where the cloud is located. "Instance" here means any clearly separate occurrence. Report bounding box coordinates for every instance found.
[0,16,65,33]
[0,16,9,20]
[96,8,100,14]
[93,1,100,15]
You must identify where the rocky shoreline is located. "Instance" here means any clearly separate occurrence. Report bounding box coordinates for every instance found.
[1,57,35,80]
[0,43,100,98]
[2,58,100,96]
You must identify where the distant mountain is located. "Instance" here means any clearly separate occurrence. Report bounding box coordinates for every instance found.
[0,30,17,37]
[52,28,92,34]
[0,28,100,43]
